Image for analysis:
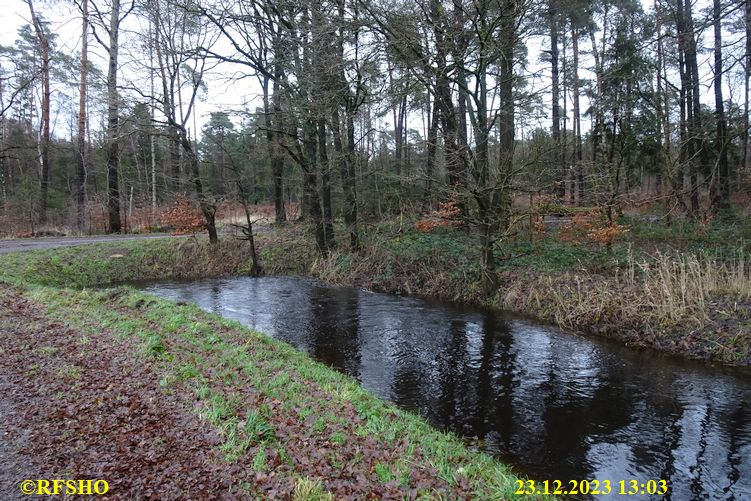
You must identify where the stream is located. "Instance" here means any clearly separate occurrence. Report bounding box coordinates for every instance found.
[139,276,751,500]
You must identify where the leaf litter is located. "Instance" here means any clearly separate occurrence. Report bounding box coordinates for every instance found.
[0,286,479,499]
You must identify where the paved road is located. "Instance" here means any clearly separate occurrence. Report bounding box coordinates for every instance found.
[0,234,185,255]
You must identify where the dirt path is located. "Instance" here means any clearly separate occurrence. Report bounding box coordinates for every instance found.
[0,220,272,255]
[0,375,38,501]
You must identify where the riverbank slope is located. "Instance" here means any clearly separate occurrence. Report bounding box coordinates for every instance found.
[258,219,750,367]
[0,239,529,499]
[3,220,749,368]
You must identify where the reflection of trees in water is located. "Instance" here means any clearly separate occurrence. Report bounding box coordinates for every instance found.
[477,313,515,452]
[690,403,711,499]
[667,380,751,501]
[436,319,468,432]
[309,286,360,378]
[146,279,751,499]
[537,372,633,481]
[382,303,456,414]
[428,313,520,454]
[210,283,221,312]
[656,419,681,501]
[725,404,749,496]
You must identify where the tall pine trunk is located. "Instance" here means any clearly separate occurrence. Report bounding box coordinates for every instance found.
[267,60,286,223]
[317,119,335,248]
[549,2,563,199]
[106,0,122,233]
[303,117,326,253]
[76,0,89,231]
[711,0,730,211]
[571,23,583,204]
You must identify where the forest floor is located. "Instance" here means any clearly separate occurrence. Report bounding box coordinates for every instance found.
[0,241,526,500]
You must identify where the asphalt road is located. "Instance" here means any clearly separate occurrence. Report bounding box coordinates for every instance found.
[0,234,186,255]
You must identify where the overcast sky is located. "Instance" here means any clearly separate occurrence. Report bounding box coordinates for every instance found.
[1,0,742,144]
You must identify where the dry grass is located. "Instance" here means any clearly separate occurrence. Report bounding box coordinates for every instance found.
[516,249,750,331]
[502,248,751,364]
[634,252,750,325]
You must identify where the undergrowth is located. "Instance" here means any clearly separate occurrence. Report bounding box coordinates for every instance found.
[2,216,749,367]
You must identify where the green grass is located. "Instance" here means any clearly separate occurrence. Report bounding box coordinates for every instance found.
[3,216,748,494]
[0,235,535,498]
[0,237,255,288]
[3,216,749,367]
[622,215,751,257]
[14,284,527,499]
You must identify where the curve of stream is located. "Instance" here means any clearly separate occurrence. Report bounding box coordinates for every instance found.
[140,276,751,500]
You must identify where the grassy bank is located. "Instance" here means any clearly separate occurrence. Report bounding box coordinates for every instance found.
[3,221,749,368]
[0,239,531,499]
[0,237,258,288]
[269,219,751,367]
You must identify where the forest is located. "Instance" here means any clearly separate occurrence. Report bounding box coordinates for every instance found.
[2,0,748,271]
[2,1,751,498]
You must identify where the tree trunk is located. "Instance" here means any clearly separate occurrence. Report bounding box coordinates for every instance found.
[549,2,563,199]
[149,17,157,214]
[317,118,335,248]
[681,0,702,215]
[152,8,180,195]
[571,22,583,204]
[745,0,751,176]
[332,109,359,250]
[424,97,439,209]
[303,117,326,253]
[588,13,606,173]
[711,0,730,211]
[267,66,286,223]
[181,133,217,243]
[215,128,225,196]
[655,0,675,210]
[452,0,469,161]
[391,72,405,177]
[480,0,516,292]
[106,0,122,233]
[431,0,465,193]
[76,0,89,231]
[27,0,50,225]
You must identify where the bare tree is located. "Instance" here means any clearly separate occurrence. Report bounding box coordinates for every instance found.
[148,0,220,242]
[89,0,134,233]
[76,0,89,231]
[26,0,50,224]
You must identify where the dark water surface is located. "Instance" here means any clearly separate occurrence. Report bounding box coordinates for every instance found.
[140,276,751,500]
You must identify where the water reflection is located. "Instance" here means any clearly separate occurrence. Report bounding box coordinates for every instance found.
[142,276,751,500]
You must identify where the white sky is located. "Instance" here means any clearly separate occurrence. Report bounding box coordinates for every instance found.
[0,0,744,144]
[0,0,259,138]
